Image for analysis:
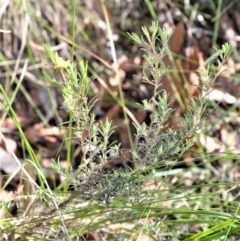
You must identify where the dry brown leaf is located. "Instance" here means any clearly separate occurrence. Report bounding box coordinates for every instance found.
[199,133,222,152]
[1,137,17,153]
[0,189,18,219]
[161,22,186,110]
[82,232,100,241]
[1,116,35,130]
[167,22,185,54]
[0,147,20,174]
[208,89,236,104]
[24,124,64,157]
[220,13,237,48]
[220,128,239,149]
[160,22,204,126]
[216,76,240,98]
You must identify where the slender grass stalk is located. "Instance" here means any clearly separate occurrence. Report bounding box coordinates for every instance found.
[144,0,157,20]
[212,0,222,51]
[100,1,135,159]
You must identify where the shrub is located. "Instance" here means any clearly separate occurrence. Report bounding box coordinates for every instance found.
[0,21,232,240]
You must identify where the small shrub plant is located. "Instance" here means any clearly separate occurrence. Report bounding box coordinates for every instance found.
[0,21,232,240]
